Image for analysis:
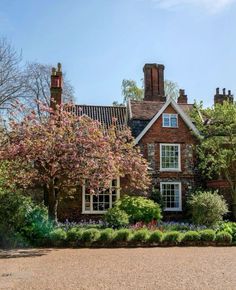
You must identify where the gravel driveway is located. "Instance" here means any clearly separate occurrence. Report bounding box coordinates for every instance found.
[0,247,236,290]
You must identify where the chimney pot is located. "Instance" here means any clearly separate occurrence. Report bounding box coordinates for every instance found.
[228,90,231,96]
[177,88,188,104]
[57,63,62,72]
[223,88,226,95]
[216,87,219,94]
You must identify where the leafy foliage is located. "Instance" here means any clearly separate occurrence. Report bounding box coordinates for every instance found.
[182,231,201,242]
[149,187,165,210]
[113,78,179,105]
[67,227,84,242]
[194,101,236,218]
[115,195,162,224]
[131,229,150,242]
[148,230,163,243]
[162,231,182,245]
[99,228,115,242]
[121,79,144,103]
[0,189,51,247]
[187,190,228,226]
[0,103,150,222]
[49,228,67,246]
[199,230,216,242]
[104,207,129,229]
[215,231,232,244]
[218,222,236,241]
[82,229,101,244]
[113,229,131,242]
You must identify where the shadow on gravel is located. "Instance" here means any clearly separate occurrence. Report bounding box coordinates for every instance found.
[0,248,53,259]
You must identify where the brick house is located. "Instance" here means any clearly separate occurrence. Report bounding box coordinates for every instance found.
[50,63,231,221]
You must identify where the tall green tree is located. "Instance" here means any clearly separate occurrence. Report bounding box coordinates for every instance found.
[196,101,236,219]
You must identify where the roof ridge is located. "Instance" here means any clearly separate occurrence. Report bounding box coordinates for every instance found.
[75,104,126,108]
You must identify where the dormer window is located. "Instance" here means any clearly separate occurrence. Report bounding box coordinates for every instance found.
[162,113,178,128]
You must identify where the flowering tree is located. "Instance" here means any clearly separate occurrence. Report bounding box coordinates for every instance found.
[0,104,150,222]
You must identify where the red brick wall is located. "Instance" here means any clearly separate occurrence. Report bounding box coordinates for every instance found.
[57,104,198,222]
[138,104,198,219]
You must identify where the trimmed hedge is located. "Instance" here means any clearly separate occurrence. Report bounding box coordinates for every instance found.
[49,228,67,246]
[82,229,101,244]
[99,228,115,243]
[113,229,131,242]
[215,231,232,244]
[149,230,162,243]
[131,229,150,243]
[162,231,182,245]
[199,230,215,242]
[182,231,201,243]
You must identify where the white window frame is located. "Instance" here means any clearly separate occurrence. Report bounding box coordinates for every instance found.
[160,143,181,172]
[162,113,178,128]
[160,182,182,211]
[82,178,120,214]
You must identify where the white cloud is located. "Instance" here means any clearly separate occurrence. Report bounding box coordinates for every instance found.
[153,0,236,13]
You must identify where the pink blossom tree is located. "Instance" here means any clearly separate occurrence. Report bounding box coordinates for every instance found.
[0,104,150,222]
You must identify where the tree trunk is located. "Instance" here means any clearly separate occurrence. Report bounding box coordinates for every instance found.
[48,180,59,224]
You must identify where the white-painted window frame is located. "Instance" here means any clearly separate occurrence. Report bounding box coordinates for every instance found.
[162,113,178,128]
[82,177,120,214]
[160,182,182,211]
[160,143,181,172]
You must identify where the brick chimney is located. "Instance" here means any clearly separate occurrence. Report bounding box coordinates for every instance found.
[50,63,63,110]
[143,63,166,102]
[214,87,234,105]
[177,89,188,104]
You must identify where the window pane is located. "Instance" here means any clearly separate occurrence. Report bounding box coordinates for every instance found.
[163,114,178,128]
[84,179,119,212]
[161,145,179,170]
[161,183,180,210]
[170,115,177,127]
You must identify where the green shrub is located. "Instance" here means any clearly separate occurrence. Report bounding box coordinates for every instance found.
[131,229,150,243]
[99,228,115,242]
[218,222,236,242]
[82,229,100,244]
[104,207,129,229]
[215,231,232,244]
[115,195,162,224]
[149,230,163,243]
[0,190,51,247]
[187,191,228,227]
[199,230,216,242]
[182,231,201,243]
[149,187,165,210]
[162,231,182,245]
[113,229,132,242]
[49,228,67,246]
[67,227,83,242]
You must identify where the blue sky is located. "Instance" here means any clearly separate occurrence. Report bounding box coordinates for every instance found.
[1,0,236,107]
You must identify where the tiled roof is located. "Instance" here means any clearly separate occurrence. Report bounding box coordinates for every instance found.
[73,105,127,129]
[129,100,194,120]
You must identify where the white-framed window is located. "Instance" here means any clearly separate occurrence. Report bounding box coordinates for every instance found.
[162,113,178,128]
[160,182,182,211]
[82,178,120,214]
[160,143,181,171]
